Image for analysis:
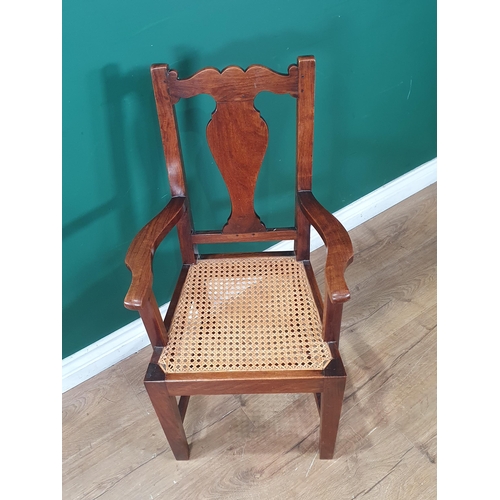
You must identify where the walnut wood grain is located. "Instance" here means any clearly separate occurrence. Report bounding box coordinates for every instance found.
[144,354,190,459]
[295,206,311,261]
[122,57,352,461]
[297,191,353,303]
[151,65,196,263]
[294,56,315,260]
[191,228,297,244]
[167,64,299,103]
[164,371,325,396]
[144,379,190,460]
[198,250,295,260]
[177,396,190,422]
[159,62,300,236]
[206,99,268,233]
[319,375,346,459]
[322,301,344,344]
[303,260,324,318]
[176,209,197,264]
[151,65,189,197]
[124,196,186,309]
[296,56,315,192]
[138,291,170,347]
[162,265,190,332]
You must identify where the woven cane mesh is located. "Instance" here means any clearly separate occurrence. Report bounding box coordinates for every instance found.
[158,256,332,374]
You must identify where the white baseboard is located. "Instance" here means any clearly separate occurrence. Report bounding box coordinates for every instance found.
[62,157,437,393]
[267,157,437,253]
[62,302,170,393]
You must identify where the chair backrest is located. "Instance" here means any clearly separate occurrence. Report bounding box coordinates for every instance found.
[150,56,316,260]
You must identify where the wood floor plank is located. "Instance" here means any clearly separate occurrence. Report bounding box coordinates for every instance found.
[312,184,436,291]
[153,395,323,500]
[235,393,304,427]
[62,366,170,499]
[286,425,416,500]
[341,306,437,414]
[95,408,257,499]
[358,446,436,500]
[62,183,437,500]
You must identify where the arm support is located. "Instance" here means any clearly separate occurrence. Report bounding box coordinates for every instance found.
[124,196,186,309]
[297,191,353,303]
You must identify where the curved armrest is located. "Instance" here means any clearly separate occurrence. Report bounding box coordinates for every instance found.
[297,191,353,303]
[124,196,186,310]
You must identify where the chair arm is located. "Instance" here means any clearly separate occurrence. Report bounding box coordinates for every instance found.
[297,191,353,303]
[124,196,186,310]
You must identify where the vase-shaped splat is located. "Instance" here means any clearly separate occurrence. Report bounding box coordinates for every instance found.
[206,100,268,234]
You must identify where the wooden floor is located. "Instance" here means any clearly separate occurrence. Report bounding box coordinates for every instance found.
[62,183,436,500]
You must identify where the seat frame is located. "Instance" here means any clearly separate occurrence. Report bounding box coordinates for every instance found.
[124,56,353,460]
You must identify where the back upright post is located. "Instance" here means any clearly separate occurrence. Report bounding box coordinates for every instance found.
[295,56,316,261]
[151,64,196,264]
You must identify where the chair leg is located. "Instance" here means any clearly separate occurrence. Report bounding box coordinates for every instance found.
[319,376,346,459]
[144,380,190,460]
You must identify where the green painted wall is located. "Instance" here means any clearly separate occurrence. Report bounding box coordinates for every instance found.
[63,0,436,358]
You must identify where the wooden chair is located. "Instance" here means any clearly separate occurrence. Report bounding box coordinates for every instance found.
[124,56,353,460]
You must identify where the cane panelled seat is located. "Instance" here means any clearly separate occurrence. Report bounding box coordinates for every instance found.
[124,56,353,460]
